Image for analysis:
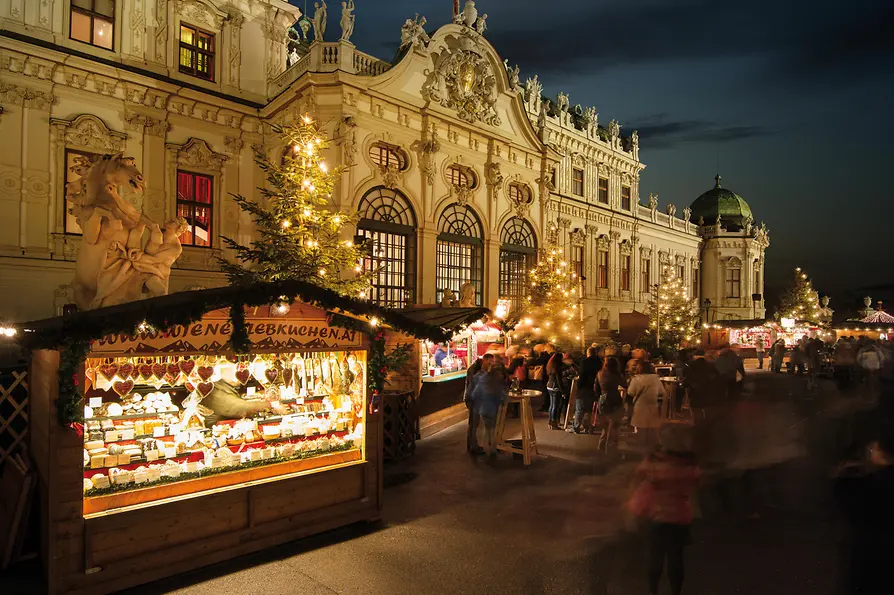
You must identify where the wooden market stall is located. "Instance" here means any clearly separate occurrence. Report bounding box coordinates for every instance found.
[834,308,894,341]
[18,281,455,595]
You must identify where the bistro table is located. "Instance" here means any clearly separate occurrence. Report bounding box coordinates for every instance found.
[496,389,540,465]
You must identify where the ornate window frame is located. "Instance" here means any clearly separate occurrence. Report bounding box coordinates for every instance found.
[169,0,227,90]
[725,256,743,301]
[436,203,484,306]
[367,142,410,190]
[49,114,128,257]
[499,217,538,310]
[165,138,227,263]
[445,162,478,206]
[597,307,611,331]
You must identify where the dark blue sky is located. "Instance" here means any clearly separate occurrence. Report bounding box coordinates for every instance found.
[304,0,894,308]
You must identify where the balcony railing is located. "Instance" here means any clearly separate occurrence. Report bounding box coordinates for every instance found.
[269,41,392,98]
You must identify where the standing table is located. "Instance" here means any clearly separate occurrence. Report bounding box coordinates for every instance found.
[496,389,540,465]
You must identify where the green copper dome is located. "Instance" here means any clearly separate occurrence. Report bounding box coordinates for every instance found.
[689,175,753,229]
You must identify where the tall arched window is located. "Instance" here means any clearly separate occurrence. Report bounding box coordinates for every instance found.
[499,217,537,311]
[437,204,483,306]
[357,187,417,308]
[725,257,742,299]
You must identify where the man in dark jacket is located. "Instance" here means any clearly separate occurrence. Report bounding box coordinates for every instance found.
[569,346,602,433]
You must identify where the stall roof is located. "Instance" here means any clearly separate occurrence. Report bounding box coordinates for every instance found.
[707,319,769,329]
[14,280,484,349]
[397,306,491,331]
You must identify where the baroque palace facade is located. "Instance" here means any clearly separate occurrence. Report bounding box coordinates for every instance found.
[0,0,768,335]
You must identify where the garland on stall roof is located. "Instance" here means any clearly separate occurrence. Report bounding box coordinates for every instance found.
[229,301,250,354]
[57,339,92,426]
[328,313,413,395]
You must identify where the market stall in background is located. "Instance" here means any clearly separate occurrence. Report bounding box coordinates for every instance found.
[19,282,459,595]
[702,319,775,352]
[833,307,894,341]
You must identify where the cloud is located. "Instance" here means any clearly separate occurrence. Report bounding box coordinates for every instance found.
[630,114,770,149]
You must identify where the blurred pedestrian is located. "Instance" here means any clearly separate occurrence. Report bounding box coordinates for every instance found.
[835,430,894,594]
[596,357,627,451]
[628,423,701,595]
[755,338,765,370]
[464,355,486,455]
[628,360,667,451]
[469,354,506,463]
[771,339,786,373]
[570,346,602,434]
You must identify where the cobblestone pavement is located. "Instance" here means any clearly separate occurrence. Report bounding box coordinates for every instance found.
[5,370,878,594]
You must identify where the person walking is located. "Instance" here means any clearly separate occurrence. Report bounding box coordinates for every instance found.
[596,357,627,452]
[545,353,565,430]
[464,355,485,455]
[835,431,894,594]
[569,346,602,434]
[755,338,765,370]
[627,360,667,452]
[771,339,786,373]
[558,352,578,428]
[628,423,701,595]
[469,354,507,463]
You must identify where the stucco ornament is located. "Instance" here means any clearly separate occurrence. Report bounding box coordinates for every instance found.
[68,154,186,311]
[454,1,478,27]
[682,207,692,223]
[509,184,534,218]
[484,162,503,193]
[666,203,676,218]
[648,193,659,215]
[422,33,501,126]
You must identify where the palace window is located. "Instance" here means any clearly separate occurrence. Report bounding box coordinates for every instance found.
[369,143,407,170]
[357,187,417,308]
[176,171,213,247]
[641,257,651,292]
[725,258,742,298]
[572,168,584,196]
[621,185,632,210]
[753,262,761,296]
[598,177,609,204]
[499,217,537,311]
[597,249,609,289]
[692,266,700,299]
[678,263,685,282]
[620,254,631,292]
[70,0,115,50]
[63,150,98,235]
[179,24,215,81]
[437,204,483,306]
[447,165,476,188]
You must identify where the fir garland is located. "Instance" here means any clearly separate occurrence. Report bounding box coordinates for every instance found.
[57,339,91,425]
[229,301,250,354]
[367,332,413,395]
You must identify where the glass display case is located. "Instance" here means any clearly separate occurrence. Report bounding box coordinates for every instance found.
[81,350,366,507]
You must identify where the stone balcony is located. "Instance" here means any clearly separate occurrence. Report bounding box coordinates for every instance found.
[269,41,392,98]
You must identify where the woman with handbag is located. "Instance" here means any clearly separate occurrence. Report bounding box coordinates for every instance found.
[596,357,627,450]
[628,360,667,452]
[627,423,701,595]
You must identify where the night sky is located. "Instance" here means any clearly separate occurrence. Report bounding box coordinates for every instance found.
[302,0,894,313]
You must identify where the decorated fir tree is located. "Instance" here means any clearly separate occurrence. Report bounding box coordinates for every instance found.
[778,267,821,323]
[510,245,583,349]
[220,116,372,296]
[641,266,699,354]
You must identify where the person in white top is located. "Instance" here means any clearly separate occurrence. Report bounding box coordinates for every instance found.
[627,360,667,451]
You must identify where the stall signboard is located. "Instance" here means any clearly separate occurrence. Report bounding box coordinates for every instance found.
[91,311,362,355]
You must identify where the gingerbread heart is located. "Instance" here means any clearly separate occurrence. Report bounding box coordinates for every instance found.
[139,364,154,382]
[118,363,135,380]
[112,379,134,397]
[162,372,176,386]
[179,359,196,376]
[99,363,119,382]
[226,355,239,364]
[166,363,180,378]
[185,381,197,393]
[196,366,214,382]
[151,363,166,380]
[197,382,214,398]
[282,368,293,385]
[264,368,279,384]
[235,369,251,385]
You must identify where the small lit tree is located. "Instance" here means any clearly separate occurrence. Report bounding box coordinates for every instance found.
[777,267,821,324]
[510,244,584,350]
[641,266,699,354]
[220,116,372,296]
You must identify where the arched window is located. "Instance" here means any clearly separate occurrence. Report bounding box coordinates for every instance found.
[725,257,742,299]
[499,217,537,311]
[357,187,417,308]
[447,164,477,188]
[368,143,408,170]
[437,204,483,306]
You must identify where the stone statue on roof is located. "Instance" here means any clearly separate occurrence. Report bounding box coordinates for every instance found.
[455,1,478,27]
[682,207,692,223]
[556,92,569,112]
[474,13,488,35]
[312,1,327,42]
[504,60,521,92]
[525,75,542,112]
[400,14,430,51]
[339,0,355,42]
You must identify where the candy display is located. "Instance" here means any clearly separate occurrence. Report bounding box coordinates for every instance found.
[81,350,366,499]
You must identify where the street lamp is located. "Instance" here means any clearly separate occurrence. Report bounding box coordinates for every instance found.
[703,298,712,324]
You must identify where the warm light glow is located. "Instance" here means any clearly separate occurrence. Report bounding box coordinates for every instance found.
[369,317,379,327]
[333,215,342,225]
[281,220,291,229]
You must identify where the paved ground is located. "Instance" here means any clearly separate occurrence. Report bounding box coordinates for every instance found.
[3,369,880,594]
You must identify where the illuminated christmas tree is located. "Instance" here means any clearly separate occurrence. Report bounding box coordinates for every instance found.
[220,116,372,296]
[778,267,821,324]
[641,266,699,353]
[510,244,583,349]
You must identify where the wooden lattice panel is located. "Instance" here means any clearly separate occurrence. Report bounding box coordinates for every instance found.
[0,368,28,467]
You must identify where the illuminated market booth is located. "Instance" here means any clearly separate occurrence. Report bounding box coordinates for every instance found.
[18,281,458,595]
[833,307,894,341]
[702,318,825,354]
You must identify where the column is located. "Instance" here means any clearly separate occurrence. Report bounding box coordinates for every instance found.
[484,237,500,308]
[418,227,438,304]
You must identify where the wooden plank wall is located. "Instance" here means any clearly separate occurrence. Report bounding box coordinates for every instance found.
[30,349,384,595]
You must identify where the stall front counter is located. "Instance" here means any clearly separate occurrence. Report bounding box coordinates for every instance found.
[29,305,382,595]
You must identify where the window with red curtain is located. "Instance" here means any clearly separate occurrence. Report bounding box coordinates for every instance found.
[176,171,213,247]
